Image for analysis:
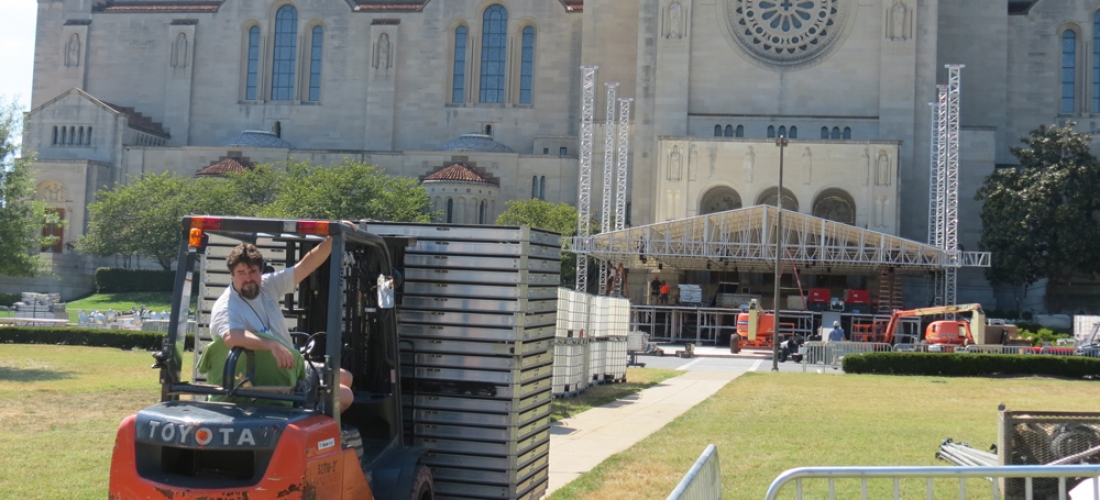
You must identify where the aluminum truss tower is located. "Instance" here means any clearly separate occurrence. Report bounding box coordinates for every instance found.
[576,66,597,292]
[943,64,963,306]
[613,98,632,296]
[599,82,618,295]
[930,86,949,306]
[614,98,632,232]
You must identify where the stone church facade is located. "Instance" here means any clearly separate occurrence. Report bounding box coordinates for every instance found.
[10,0,1093,306]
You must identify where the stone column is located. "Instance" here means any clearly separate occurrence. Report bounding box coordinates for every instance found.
[365,20,399,150]
[164,20,197,146]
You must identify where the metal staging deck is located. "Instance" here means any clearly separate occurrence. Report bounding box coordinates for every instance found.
[569,205,990,275]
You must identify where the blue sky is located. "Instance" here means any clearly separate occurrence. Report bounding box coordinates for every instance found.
[1,1,38,111]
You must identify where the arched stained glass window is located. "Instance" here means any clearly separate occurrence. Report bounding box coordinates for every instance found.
[532,176,539,199]
[831,127,840,139]
[539,176,546,200]
[1094,13,1100,112]
[452,26,467,103]
[519,26,535,104]
[271,5,298,101]
[714,125,722,136]
[821,126,829,139]
[479,5,508,103]
[245,26,260,100]
[1063,29,1077,113]
[843,127,851,139]
[767,125,775,138]
[446,198,454,223]
[308,26,323,102]
[789,126,797,139]
[479,200,487,224]
[724,125,733,137]
[736,125,744,137]
[778,126,787,138]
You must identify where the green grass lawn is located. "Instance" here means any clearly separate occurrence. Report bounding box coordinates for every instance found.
[64,292,174,323]
[547,372,1100,500]
[552,367,682,422]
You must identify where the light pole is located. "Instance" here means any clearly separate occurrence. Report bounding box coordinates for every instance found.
[772,134,788,371]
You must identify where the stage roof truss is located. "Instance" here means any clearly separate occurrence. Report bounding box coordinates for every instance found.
[568,205,990,274]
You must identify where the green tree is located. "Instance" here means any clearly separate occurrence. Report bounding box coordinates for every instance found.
[79,173,247,269]
[495,198,581,284]
[225,163,282,209]
[0,100,57,277]
[976,122,1100,286]
[263,159,431,222]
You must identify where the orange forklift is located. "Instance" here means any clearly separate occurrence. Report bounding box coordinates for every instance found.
[108,216,433,500]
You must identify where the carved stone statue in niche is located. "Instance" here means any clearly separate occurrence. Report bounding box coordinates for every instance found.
[668,145,683,181]
[876,151,891,186]
[171,33,188,68]
[688,144,698,181]
[887,0,912,41]
[861,148,870,186]
[65,34,80,67]
[374,33,391,70]
[742,146,755,183]
[667,1,683,39]
[801,147,812,185]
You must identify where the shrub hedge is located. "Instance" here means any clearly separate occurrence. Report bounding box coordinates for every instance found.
[0,326,194,350]
[0,293,20,307]
[843,351,1100,379]
[95,268,175,293]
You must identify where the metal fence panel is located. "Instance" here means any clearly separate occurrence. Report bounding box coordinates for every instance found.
[667,444,722,500]
[801,342,893,371]
[764,465,1100,500]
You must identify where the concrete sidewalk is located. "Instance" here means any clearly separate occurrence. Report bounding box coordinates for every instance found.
[545,370,742,496]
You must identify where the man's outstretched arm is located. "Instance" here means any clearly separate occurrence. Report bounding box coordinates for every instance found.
[223,328,295,369]
[292,221,356,284]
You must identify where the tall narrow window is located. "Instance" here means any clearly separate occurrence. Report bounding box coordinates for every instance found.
[452,26,467,103]
[479,5,508,103]
[843,127,852,139]
[714,125,722,136]
[519,26,535,104]
[274,121,282,138]
[245,26,260,100]
[539,176,546,200]
[78,127,84,145]
[736,125,744,137]
[271,5,298,101]
[308,26,323,102]
[831,127,840,139]
[724,125,733,137]
[446,198,454,223]
[821,126,829,139]
[1095,13,1100,112]
[1063,30,1077,113]
[87,127,91,144]
[767,125,775,138]
[778,126,786,138]
[789,126,797,139]
[479,200,487,224]
[532,176,539,198]
[52,126,58,145]
[69,127,75,144]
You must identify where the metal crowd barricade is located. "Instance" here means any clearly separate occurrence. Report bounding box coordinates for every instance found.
[801,342,893,371]
[963,344,1033,356]
[764,465,1100,500]
[667,444,722,500]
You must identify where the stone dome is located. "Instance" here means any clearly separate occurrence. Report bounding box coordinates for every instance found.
[223,130,294,149]
[437,133,513,153]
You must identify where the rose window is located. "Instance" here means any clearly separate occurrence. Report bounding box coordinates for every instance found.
[724,0,849,67]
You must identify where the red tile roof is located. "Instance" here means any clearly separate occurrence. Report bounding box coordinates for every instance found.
[422,163,499,186]
[100,101,170,138]
[93,1,222,13]
[196,156,254,176]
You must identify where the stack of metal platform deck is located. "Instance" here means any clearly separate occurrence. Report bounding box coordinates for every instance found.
[362,222,560,500]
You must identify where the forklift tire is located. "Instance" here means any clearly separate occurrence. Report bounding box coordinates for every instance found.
[729,334,741,354]
[409,465,434,500]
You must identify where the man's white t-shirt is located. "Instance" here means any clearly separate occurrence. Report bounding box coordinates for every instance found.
[210,268,295,348]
